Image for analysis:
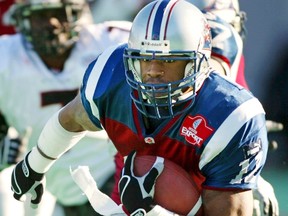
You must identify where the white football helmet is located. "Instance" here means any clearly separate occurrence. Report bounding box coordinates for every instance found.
[124,0,212,119]
[5,0,93,55]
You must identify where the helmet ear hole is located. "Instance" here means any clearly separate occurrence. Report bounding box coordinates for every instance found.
[184,62,194,76]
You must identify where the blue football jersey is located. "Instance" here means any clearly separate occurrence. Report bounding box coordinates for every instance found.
[81,44,268,191]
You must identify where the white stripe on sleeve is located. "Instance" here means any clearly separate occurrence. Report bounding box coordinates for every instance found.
[84,45,119,119]
[199,98,265,170]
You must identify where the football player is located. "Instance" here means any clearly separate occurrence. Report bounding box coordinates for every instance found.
[110,1,279,215]
[11,0,269,215]
[0,0,130,215]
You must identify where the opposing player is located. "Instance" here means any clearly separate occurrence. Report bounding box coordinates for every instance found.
[11,0,268,215]
[0,0,130,215]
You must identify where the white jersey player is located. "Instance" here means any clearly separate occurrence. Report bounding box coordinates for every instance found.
[0,0,131,215]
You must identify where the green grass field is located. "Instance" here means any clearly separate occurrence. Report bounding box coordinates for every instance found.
[262,168,288,215]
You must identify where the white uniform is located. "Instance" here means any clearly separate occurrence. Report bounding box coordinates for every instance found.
[0,21,131,216]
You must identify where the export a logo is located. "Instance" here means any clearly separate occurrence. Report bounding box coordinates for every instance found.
[180,115,213,147]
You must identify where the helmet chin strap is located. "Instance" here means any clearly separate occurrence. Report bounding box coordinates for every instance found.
[177,87,194,101]
[184,62,194,76]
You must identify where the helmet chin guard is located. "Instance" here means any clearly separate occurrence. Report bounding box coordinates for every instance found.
[124,0,211,119]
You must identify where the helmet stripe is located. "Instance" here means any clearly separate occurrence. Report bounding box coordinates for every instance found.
[145,1,158,40]
[162,0,179,40]
[146,0,180,41]
[151,0,168,40]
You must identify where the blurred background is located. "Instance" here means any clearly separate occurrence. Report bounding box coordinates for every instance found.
[1,0,287,214]
[240,0,288,214]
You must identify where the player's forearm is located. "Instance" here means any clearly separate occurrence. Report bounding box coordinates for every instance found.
[29,110,87,173]
[59,94,100,132]
[202,189,253,216]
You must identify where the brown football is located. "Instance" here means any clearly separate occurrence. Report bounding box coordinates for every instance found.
[134,155,203,215]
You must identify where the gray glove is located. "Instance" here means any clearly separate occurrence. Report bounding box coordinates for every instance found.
[253,176,279,216]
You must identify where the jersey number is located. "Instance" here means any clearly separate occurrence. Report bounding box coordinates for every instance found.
[41,89,78,107]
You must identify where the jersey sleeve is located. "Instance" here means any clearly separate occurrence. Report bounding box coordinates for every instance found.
[80,44,127,129]
[199,98,268,190]
[80,58,103,129]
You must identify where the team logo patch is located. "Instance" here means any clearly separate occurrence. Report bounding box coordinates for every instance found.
[180,115,213,147]
[144,137,155,144]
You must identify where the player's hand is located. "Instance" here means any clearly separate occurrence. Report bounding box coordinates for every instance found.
[118,151,164,216]
[253,176,279,216]
[0,127,30,170]
[11,151,45,209]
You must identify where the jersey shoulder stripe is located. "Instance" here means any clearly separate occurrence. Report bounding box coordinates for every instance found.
[199,97,265,169]
[81,43,127,127]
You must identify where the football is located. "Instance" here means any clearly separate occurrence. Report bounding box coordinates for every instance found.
[134,155,203,215]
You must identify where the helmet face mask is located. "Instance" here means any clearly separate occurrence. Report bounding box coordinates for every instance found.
[124,0,211,119]
[28,7,76,56]
[10,0,90,56]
